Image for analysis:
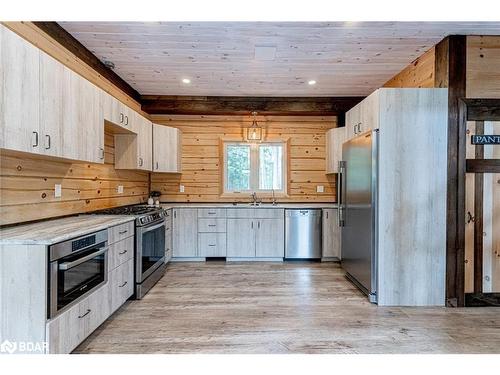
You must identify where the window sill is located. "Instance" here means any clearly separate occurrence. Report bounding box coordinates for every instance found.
[220,192,289,199]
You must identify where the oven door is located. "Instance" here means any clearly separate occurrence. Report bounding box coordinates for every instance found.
[50,245,108,318]
[136,221,166,283]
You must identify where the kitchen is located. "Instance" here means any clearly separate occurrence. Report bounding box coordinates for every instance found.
[1,4,500,369]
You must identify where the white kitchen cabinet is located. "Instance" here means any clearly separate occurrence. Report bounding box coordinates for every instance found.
[152,124,182,173]
[322,208,341,259]
[345,91,380,141]
[85,283,111,336]
[1,25,104,163]
[102,92,133,131]
[198,233,227,257]
[114,115,153,171]
[0,25,40,154]
[227,218,256,258]
[109,259,134,313]
[325,127,346,174]
[345,104,360,140]
[172,208,199,257]
[255,218,285,258]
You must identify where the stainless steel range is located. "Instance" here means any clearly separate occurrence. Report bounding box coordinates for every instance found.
[96,205,166,299]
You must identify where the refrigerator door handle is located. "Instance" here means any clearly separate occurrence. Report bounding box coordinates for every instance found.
[337,161,346,227]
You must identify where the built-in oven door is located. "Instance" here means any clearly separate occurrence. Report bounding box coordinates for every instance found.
[136,221,166,283]
[50,244,108,318]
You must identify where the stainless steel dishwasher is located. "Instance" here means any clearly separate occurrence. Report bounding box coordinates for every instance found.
[285,209,322,259]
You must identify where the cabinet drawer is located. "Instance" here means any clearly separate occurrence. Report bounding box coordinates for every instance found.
[198,218,227,233]
[109,259,134,313]
[198,233,227,257]
[108,221,134,244]
[108,236,134,271]
[46,284,109,354]
[198,208,226,218]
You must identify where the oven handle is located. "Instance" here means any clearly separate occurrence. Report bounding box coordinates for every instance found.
[140,221,165,234]
[58,247,108,271]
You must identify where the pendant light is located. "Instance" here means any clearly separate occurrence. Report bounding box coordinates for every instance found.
[246,111,263,141]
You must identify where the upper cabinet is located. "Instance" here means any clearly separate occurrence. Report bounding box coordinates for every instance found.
[102,92,134,132]
[0,25,104,163]
[152,124,182,173]
[345,90,380,139]
[325,127,346,174]
[1,25,41,154]
[114,114,153,171]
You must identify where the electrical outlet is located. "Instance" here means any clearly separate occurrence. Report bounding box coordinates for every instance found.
[180,185,185,193]
[117,185,124,194]
[316,185,324,193]
[54,184,62,198]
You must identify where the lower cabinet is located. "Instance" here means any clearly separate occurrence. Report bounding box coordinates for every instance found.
[227,217,284,258]
[109,259,134,313]
[227,219,256,257]
[198,233,227,257]
[172,208,198,257]
[322,208,341,259]
[165,212,173,262]
[46,284,109,354]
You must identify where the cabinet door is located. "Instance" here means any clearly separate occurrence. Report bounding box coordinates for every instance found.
[109,259,134,313]
[39,52,64,157]
[227,219,255,257]
[322,208,341,259]
[326,127,346,174]
[62,70,103,163]
[198,233,227,257]
[345,104,360,140]
[255,218,284,258]
[359,91,379,132]
[172,209,198,257]
[153,124,182,173]
[85,284,110,336]
[135,113,152,170]
[0,25,40,154]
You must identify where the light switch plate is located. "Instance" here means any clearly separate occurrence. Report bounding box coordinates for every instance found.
[180,185,185,193]
[316,185,324,193]
[117,185,124,194]
[54,184,62,198]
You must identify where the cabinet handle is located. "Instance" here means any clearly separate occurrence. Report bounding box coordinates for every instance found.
[208,244,216,247]
[326,211,329,219]
[45,134,51,150]
[258,221,260,229]
[156,161,159,170]
[251,221,254,229]
[174,211,176,219]
[99,147,105,160]
[119,281,128,288]
[118,250,128,255]
[78,309,91,319]
[138,157,143,167]
[119,230,128,235]
[125,115,129,126]
[120,113,124,124]
[208,224,216,227]
[32,131,39,147]
[208,212,216,215]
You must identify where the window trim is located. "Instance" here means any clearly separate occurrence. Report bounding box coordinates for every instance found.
[221,139,288,197]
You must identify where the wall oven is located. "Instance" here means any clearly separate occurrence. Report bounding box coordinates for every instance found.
[136,216,166,299]
[48,229,108,318]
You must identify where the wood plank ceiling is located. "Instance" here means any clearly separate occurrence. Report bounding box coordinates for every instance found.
[59,22,500,97]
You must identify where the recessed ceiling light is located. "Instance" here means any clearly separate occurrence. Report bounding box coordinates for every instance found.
[182,78,191,84]
[308,80,317,85]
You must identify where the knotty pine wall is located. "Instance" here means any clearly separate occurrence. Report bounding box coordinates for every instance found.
[150,115,337,203]
[0,131,149,226]
[383,46,436,89]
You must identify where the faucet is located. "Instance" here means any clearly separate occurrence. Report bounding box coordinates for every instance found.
[251,192,258,206]
[271,189,277,206]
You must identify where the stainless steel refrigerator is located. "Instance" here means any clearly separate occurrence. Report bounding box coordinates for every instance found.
[338,130,379,303]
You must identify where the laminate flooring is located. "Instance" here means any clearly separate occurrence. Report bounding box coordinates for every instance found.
[74,262,500,354]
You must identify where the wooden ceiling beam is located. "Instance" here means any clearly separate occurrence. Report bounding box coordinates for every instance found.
[33,22,142,102]
[141,95,364,116]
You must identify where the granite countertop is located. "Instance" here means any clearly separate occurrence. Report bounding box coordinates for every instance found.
[0,215,135,245]
[161,202,338,209]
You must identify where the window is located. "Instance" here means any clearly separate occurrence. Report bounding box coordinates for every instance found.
[223,142,286,194]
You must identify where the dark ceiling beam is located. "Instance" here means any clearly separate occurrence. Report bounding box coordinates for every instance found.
[141,95,364,116]
[33,22,141,102]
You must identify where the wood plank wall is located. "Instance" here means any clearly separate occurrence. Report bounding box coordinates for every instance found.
[0,131,149,226]
[383,46,436,88]
[0,22,150,226]
[150,115,337,203]
[467,36,500,98]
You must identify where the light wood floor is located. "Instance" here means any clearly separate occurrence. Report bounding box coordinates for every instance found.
[75,262,500,354]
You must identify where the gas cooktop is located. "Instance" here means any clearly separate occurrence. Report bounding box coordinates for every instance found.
[95,205,165,226]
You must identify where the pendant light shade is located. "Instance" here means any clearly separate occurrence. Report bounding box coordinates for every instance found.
[246,111,263,141]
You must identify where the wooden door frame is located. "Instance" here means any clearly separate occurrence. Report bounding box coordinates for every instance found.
[451,98,500,306]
